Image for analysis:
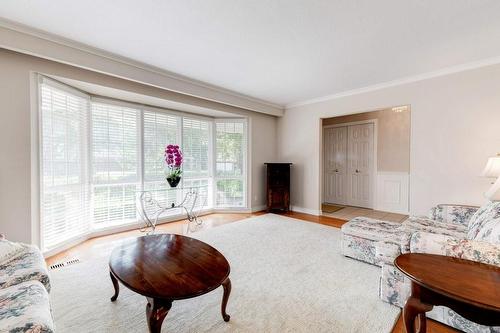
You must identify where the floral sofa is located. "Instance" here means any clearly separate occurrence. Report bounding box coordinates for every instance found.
[0,239,54,332]
[341,201,500,333]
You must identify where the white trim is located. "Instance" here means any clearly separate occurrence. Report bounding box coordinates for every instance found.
[0,18,283,116]
[286,55,500,109]
[213,118,249,209]
[374,172,410,214]
[39,76,90,99]
[291,206,320,216]
[30,73,42,247]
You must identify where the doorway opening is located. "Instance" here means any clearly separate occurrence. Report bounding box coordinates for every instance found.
[321,106,411,221]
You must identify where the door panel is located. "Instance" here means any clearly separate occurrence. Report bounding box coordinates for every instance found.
[323,126,347,205]
[347,124,374,208]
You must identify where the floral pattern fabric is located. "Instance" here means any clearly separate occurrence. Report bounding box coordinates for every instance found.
[374,241,401,266]
[402,216,467,239]
[467,201,500,242]
[341,217,407,266]
[429,204,479,227]
[0,280,54,333]
[410,231,500,266]
[0,245,51,292]
[342,203,500,333]
[341,234,379,265]
[379,263,410,307]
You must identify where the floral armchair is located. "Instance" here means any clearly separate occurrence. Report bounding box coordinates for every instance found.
[0,239,54,333]
[377,202,500,333]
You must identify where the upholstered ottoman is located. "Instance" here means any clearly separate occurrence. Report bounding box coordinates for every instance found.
[341,217,409,266]
[0,280,54,332]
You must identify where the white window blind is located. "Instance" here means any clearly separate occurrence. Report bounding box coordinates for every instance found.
[91,102,140,226]
[143,110,182,215]
[215,120,247,208]
[39,81,90,251]
[143,111,181,181]
[182,118,210,179]
[39,76,249,253]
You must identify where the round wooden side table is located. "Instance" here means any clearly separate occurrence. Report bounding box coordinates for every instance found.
[395,253,500,333]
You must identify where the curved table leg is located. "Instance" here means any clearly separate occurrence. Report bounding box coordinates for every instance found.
[110,271,119,302]
[403,283,433,333]
[221,277,231,322]
[146,297,172,333]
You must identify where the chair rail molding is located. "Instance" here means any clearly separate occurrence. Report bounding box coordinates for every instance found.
[375,172,410,214]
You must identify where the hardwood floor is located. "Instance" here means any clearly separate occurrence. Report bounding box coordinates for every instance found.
[46,211,457,333]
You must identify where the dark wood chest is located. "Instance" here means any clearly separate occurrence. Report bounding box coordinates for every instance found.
[265,163,292,212]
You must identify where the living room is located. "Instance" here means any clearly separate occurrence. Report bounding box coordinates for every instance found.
[0,1,499,333]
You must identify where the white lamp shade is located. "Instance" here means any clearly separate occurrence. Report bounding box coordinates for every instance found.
[485,177,500,201]
[482,155,500,178]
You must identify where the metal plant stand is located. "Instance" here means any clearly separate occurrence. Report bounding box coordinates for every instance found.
[137,186,207,234]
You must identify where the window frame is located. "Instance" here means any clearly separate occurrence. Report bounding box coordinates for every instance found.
[213,118,248,209]
[36,75,250,254]
[37,76,92,252]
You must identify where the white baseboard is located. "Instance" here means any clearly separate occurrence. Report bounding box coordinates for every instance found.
[291,206,321,216]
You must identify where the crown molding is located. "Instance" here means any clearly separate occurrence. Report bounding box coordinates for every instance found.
[0,17,284,116]
[286,56,500,109]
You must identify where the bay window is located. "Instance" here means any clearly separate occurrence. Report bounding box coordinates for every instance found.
[215,120,247,208]
[91,102,141,227]
[39,81,90,250]
[38,77,248,252]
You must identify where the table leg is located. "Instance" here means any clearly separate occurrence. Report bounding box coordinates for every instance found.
[146,297,172,333]
[403,283,433,333]
[110,271,119,302]
[221,277,231,322]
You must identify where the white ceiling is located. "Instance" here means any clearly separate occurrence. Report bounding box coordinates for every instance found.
[1,0,500,106]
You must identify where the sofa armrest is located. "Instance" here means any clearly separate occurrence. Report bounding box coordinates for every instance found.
[375,241,401,266]
[428,204,479,227]
[410,232,500,266]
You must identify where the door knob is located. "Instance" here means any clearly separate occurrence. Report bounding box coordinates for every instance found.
[334,169,339,172]
[355,169,360,173]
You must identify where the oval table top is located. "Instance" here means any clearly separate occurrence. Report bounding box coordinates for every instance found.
[395,253,500,311]
[109,234,230,300]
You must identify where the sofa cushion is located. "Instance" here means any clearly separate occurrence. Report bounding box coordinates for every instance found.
[0,280,54,333]
[0,240,26,265]
[402,216,467,239]
[341,217,405,242]
[429,205,478,227]
[467,201,500,243]
[0,245,51,292]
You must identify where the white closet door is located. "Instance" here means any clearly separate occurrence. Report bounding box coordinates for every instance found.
[323,126,348,205]
[347,123,374,208]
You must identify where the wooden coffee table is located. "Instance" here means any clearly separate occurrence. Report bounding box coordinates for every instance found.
[109,234,231,333]
[395,253,500,333]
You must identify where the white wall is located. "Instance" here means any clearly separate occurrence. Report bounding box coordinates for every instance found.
[0,49,277,244]
[278,63,500,215]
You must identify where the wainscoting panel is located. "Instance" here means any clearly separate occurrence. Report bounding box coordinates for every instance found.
[375,172,409,214]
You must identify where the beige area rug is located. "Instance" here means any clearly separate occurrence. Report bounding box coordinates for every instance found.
[321,203,345,213]
[50,214,400,332]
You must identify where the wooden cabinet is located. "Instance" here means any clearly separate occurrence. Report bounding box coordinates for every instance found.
[265,163,292,212]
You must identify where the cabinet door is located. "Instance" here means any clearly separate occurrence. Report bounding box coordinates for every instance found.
[323,126,348,205]
[347,123,374,208]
